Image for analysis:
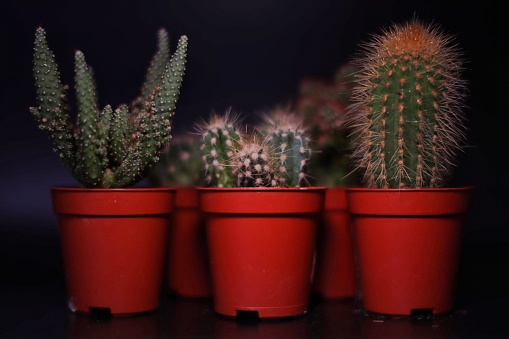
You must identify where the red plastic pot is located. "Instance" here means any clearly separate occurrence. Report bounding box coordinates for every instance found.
[198,187,326,318]
[51,187,175,315]
[312,187,356,299]
[346,187,473,316]
[166,187,212,298]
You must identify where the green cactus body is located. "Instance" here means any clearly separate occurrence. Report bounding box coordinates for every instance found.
[347,19,467,188]
[149,135,204,187]
[234,137,276,187]
[30,27,188,188]
[259,110,312,187]
[197,112,242,188]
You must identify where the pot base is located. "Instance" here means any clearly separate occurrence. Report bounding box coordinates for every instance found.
[215,303,309,319]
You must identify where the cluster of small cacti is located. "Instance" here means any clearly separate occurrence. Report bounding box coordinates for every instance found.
[30,27,188,188]
[148,134,204,187]
[294,63,359,187]
[196,108,313,188]
[345,19,468,188]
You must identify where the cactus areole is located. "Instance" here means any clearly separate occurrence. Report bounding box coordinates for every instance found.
[30,27,188,188]
[347,19,468,189]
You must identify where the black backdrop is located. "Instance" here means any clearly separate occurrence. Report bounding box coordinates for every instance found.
[1,0,508,244]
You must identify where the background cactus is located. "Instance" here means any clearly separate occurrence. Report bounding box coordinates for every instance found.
[30,27,188,188]
[149,134,204,187]
[294,63,359,187]
[257,107,312,187]
[345,19,468,188]
[195,110,243,188]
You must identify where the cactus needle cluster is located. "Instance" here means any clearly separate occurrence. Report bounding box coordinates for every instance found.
[346,19,468,188]
[196,108,313,188]
[30,27,188,188]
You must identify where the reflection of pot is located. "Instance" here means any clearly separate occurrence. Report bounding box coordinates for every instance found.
[359,314,455,339]
[166,187,212,298]
[312,187,356,299]
[212,315,310,339]
[347,187,473,316]
[52,187,174,315]
[67,312,162,338]
[198,187,326,318]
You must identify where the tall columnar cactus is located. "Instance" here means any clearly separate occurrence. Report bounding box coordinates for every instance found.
[196,110,243,188]
[30,27,188,188]
[149,134,205,187]
[258,108,312,187]
[346,19,468,188]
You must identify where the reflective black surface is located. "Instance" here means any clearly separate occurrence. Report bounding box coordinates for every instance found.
[1,226,508,338]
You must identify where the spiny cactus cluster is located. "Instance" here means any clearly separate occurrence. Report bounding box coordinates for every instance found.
[196,108,313,188]
[149,134,204,187]
[257,108,312,187]
[294,63,359,187]
[30,27,188,188]
[346,19,468,189]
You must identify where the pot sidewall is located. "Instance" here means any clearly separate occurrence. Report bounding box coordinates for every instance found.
[346,187,473,316]
[198,187,325,318]
[52,187,175,315]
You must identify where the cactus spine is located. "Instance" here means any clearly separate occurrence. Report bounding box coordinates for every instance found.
[346,19,468,188]
[30,27,188,188]
[233,135,277,187]
[258,108,312,187]
[196,110,242,188]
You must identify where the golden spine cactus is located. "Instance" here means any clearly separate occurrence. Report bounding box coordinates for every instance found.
[346,19,468,188]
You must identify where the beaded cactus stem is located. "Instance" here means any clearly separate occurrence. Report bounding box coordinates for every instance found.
[30,27,188,188]
[346,19,468,188]
[258,108,312,187]
[196,110,242,188]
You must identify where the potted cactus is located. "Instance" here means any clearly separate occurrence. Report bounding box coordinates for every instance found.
[195,109,326,318]
[294,64,360,300]
[29,27,188,315]
[344,19,473,316]
[149,135,212,299]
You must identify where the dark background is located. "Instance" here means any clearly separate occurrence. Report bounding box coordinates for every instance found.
[1,1,508,334]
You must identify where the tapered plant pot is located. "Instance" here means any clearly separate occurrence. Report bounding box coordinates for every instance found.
[51,187,175,316]
[198,187,326,318]
[312,187,356,299]
[166,186,212,298]
[346,187,473,316]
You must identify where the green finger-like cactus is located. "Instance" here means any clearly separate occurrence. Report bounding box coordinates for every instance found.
[195,109,243,188]
[258,108,312,187]
[346,19,468,188]
[30,27,188,188]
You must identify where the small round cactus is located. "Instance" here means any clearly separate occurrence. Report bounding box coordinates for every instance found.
[346,19,468,188]
[233,135,277,187]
